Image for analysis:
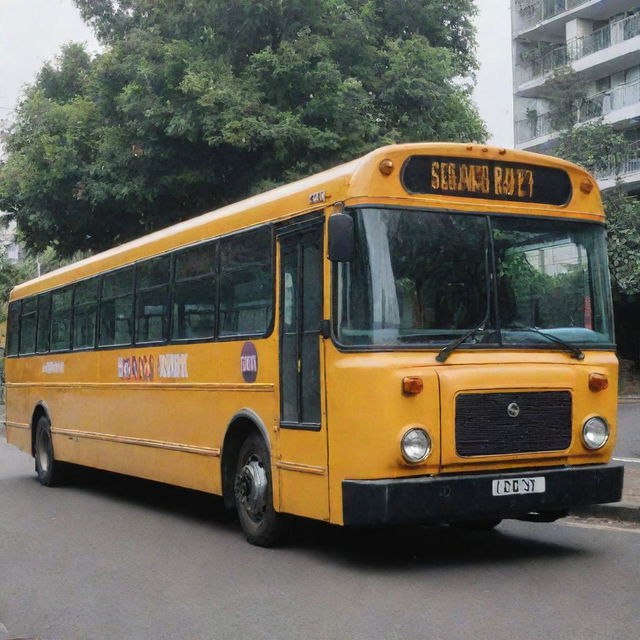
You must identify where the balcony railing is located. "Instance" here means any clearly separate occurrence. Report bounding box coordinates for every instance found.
[517,13,640,84]
[516,0,591,32]
[516,45,568,84]
[577,79,640,123]
[515,80,640,144]
[596,141,640,183]
[515,111,557,144]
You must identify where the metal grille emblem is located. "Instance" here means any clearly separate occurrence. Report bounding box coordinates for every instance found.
[507,402,520,418]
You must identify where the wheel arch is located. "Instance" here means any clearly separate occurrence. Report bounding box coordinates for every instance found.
[221,409,272,510]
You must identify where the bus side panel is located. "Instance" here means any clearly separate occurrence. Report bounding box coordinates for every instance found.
[54,434,221,493]
[4,382,32,454]
[9,339,279,497]
[324,348,442,525]
[4,357,42,454]
[277,428,329,520]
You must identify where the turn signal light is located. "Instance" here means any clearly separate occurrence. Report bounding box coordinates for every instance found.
[379,159,394,175]
[580,178,594,194]
[589,372,609,392]
[402,376,423,395]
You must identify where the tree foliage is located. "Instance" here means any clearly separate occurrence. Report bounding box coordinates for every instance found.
[553,121,629,175]
[544,67,587,131]
[551,121,640,296]
[0,0,486,256]
[0,247,87,322]
[602,188,640,296]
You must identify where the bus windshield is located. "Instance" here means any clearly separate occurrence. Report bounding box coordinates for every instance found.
[336,208,614,349]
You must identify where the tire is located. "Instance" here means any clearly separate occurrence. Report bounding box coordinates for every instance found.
[34,416,69,486]
[234,433,283,547]
[449,518,502,532]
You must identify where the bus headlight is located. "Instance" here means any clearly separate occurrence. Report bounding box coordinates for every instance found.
[401,428,431,463]
[582,417,609,450]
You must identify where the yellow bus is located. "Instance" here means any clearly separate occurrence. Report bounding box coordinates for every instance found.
[3,143,623,546]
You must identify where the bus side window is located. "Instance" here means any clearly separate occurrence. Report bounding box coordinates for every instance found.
[135,255,171,344]
[50,287,73,352]
[172,242,216,340]
[100,267,134,347]
[36,292,52,353]
[73,277,99,349]
[19,297,38,355]
[219,227,273,337]
[6,300,21,356]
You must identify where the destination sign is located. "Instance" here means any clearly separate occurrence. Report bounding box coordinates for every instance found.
[401,156,572,206]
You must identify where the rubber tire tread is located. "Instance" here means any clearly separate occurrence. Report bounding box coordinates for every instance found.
[34,416,70,487]
[235,433,284,547]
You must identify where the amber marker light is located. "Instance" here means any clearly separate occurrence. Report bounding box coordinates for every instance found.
[379,159,394,175]
[580,178,594,194]
[402,376,423,395]
[589,372,609,392]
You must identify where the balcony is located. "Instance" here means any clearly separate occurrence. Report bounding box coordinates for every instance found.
[516,13,640,87]
[515,111,557,145]
[578,79,640,123]
[596,141,640,191]
[515,79,640,146]
[516,0,591,33]
[514,0,634,39]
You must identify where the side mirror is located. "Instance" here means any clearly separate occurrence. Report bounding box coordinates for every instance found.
[328,213,354,262]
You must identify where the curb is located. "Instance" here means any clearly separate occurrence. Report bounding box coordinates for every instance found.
[569,502,640,524]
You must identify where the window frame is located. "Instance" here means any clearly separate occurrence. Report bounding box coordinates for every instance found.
[72,277,100,351]
[5,222,277,357]
[6,300,21,357]
[217,225,276,342]
[49,285,74,353]
[18,296,38,356]
[134,254,172,346]
[99,266,135,348]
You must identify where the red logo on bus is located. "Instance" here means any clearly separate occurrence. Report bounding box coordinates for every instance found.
[241,342,258,383]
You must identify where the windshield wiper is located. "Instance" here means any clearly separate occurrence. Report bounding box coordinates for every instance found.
[436,319,487,363]
[507,325,585,360]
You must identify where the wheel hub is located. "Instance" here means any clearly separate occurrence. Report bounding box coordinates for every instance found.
[235,456,268,522]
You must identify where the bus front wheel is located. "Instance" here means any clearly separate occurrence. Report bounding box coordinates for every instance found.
[34,416,69,486]
[234,433,283,547]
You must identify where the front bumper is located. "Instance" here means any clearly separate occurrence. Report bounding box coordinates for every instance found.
[342,464,624,526]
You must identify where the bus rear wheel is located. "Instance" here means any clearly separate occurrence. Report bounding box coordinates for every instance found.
[234,433,283,547]
[34,416,69,486]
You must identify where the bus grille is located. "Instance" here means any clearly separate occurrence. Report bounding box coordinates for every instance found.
[455,391,572,456]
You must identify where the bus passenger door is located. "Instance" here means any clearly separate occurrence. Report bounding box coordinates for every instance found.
[277,221,329,521]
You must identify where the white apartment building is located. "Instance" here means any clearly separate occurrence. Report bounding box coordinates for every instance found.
[512,0,640,194]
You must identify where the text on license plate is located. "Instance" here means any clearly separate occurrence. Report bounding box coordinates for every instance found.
[492,477,546,496]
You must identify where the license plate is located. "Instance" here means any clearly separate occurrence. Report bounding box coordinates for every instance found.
[492,476,546,496]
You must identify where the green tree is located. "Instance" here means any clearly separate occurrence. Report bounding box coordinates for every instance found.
[0,251,33,322]
[0,246,88,322]
[602,187,640,296]
[0,0,486,257]
[551,121,640,296]
[553,121,629,176]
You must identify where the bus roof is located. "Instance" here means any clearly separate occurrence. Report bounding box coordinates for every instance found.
[10,142,603,300]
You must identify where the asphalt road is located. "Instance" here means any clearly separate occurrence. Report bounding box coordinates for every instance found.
[0,411,639,639]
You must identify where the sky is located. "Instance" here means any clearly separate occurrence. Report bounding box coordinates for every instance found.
[0,0,514,147]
